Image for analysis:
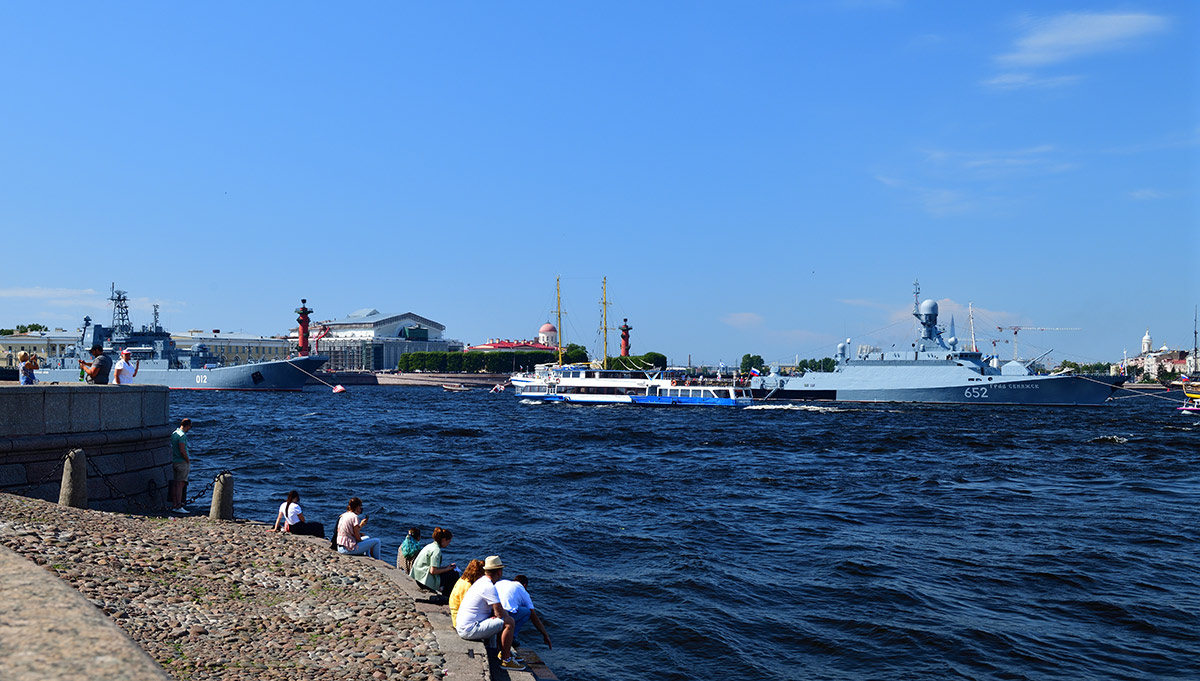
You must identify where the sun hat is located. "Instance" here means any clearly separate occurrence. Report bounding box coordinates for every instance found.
[17,351,28,361]
[120,349,131,355]
[483,555,504,571]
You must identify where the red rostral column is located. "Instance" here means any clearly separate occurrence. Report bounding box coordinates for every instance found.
[619,318,633,357]
[295,299,313,357]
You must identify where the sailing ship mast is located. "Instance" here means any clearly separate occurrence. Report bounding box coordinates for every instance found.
[556,276,563,366]
[600,277,610,370]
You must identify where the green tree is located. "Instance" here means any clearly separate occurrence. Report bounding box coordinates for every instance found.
[561,344,588,364]
[740,354,765,373]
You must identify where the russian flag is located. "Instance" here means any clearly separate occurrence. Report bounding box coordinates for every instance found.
[1183,374,1191,382]
[749,367,761,376]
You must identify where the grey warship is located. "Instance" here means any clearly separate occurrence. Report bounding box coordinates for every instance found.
[751,283,1124,406]
[36,287,327,391]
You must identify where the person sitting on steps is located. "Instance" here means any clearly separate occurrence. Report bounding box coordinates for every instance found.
[335,497,381,560]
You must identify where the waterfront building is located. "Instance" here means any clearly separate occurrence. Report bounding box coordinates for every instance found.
[303,309,463,371]
[1124,327,1191,379]
[171,331,291,366]
[1,330,83,368]
[466,323,559,353]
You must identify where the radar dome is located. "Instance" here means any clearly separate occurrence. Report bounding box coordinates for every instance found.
[918,299,939,316]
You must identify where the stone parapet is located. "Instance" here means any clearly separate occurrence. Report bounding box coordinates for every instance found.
[0,385,173,512]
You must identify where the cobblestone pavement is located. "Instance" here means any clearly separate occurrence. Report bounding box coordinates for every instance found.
[0,494,445,681]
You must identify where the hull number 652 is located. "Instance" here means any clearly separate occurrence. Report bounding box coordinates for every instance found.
[964,386,987,399]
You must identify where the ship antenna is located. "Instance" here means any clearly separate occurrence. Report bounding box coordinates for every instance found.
[110,283,132,333]
[969,302,977,352]
[913,279,920,315]
[153,304,160,332]
[555,276,563,366]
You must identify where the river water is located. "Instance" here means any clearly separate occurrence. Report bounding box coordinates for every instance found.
[171,387,1199,681]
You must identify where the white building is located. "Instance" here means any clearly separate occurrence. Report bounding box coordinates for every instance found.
[305,309,463,371]
[1,330,81,368]
[172,331,291,366]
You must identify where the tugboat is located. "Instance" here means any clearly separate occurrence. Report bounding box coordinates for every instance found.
[751,281,1125,406]
[36,287,327,391]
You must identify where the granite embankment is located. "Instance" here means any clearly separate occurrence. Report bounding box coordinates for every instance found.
[0,493,448,681]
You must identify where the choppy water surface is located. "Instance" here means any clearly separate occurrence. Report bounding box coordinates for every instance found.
[172,388,1199,680]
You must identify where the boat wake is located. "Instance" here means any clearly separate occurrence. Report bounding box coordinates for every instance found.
[744,404,849,413]
[1088,435,1129,444]
[519,399,545,406]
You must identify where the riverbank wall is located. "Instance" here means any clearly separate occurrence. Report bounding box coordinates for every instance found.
[0,385,173,512]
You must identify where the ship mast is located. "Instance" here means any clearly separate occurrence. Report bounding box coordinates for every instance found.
[110,283,132,334]
[556,276,563,366]
[600,277,610,369]
[969,302,977,352]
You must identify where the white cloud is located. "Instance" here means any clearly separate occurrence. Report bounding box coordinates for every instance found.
[997,12,1169,66]
[721,312,764,328]
[876,175,973,217]
[982,72,1082,90]
[921,144,1075,177]
[1128,188,1167,200]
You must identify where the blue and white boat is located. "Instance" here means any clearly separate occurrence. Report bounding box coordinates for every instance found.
[513,365,753,407]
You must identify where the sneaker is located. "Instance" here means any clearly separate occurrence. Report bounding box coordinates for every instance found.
[499,657,526,671]
[498,650,525,664]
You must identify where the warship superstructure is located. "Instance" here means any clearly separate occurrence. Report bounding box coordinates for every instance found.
[751,283,1124,406]
[36,287,326,391]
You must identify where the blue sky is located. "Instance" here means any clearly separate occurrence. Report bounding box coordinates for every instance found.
[2,2,1196,367]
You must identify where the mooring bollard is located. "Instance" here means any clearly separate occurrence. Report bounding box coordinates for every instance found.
[58,448,88,509]
[209,472,234,520]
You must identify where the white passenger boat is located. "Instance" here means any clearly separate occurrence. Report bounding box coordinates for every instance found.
[513,364,753,407]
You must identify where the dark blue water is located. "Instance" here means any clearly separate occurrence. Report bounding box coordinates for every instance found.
[172,388,1200,681]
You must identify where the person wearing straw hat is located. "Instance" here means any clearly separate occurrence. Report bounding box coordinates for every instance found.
[455,555,525,671]
[113,349,140,385]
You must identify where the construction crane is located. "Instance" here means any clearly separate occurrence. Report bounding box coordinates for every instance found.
[996,326,1081,361]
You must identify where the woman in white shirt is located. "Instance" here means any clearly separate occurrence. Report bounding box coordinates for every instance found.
[271,490,325,538]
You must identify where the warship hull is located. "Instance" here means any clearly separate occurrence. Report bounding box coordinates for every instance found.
[37,355,327,391]
[752,371,1124,406]
[751,283,1126,406]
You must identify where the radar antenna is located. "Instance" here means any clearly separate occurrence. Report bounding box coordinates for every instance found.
[110,283,132,333]
[152,304,160,332]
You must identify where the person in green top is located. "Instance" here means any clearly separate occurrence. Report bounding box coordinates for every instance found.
[169,418,192,511]
[410,527,458,597]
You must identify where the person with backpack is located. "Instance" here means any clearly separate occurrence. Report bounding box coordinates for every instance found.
[399,527,422,571]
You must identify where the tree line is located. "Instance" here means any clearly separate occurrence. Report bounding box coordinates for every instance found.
[0,323,49,336]
[397,344,589,373]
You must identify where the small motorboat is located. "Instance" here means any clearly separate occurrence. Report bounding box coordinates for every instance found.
[1178,378,1199,413]
[489,383,506,393]
[442,383,471,392]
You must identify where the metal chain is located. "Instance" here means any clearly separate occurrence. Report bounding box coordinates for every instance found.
[182,469,232,506]
[79,455,233,513]
[5,446,235,514]
[84,455,166,512]
[4,449,74,497]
